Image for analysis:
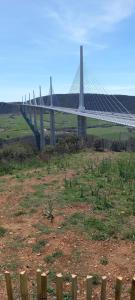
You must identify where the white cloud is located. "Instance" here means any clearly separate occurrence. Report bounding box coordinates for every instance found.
[43,0,135,44]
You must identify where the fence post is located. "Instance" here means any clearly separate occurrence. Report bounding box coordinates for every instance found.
[56,273,63,300]
[115,277,122,300]
[40,272,47,300]
[20,271,29,300]
[72,274,77,300]
[5,271,14,300]
[101,276,107,300]
[130,277,135,300]
[86,276,93,300]
[36,269,42,300]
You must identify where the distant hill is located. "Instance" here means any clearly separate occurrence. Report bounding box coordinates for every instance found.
[44,93,135,114]
[0,93,135,114]
[0,102,19,114]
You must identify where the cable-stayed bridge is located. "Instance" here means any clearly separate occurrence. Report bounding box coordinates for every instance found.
[21,46,135,150]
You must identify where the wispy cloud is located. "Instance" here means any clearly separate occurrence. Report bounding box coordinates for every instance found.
[43,0,135,45]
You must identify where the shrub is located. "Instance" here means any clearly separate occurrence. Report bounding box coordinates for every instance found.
[94,139,105,152]
[100,256,108,265]
[0,226,7,237]
[0,143,35,162]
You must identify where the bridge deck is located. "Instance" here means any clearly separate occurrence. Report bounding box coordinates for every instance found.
[22,104,135,127]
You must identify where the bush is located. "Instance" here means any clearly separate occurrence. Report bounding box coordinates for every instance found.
[0,143,35,162]
[110,140,127,152]
[94,139,105,152]
[0,143,37,175]
[55,135,82,154]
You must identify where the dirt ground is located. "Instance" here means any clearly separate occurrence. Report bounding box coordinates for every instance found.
[0,161,135,299]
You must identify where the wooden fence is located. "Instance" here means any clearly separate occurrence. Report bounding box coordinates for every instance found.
[3,270,135,300]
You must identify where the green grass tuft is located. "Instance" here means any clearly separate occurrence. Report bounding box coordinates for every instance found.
[0,226,7,237]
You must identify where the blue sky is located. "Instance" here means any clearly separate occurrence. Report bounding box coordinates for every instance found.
[1,0,135,102]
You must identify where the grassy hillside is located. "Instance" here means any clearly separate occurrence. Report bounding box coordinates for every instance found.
[0,114,31,139]
[0,149,135,298]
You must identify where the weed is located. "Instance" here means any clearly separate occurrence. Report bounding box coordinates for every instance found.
[47,287,56,296]
[33,224,52,234]
[44,199,54,222]
[62,212,123,240]
[48,270,57,282]
[123,230,135,241]
[45,251,63,263]
[117,159,135,181]
[0,259,20,271]
[63,292,72,300]
[7,236,24,249]
[91,274,101,285]
[32,239,47,253]
[0,226,7,237]
[14,210,26,217]
[100,256,108,265]
[98,158,112,175]
[63,273,72,282]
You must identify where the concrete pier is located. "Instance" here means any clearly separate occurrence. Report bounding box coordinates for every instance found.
[50,110,55,145]
[77,115,86,138]
[39,108,45,150]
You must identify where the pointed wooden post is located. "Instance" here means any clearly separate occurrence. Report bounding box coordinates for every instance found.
[101,276,107,300]
[20,271,29,300]
[115,277,122,300]
[86,276,93,300]
[36,269,42,300]
[72,274,77,300]
[5,271,14,300]
[56,273,63,300]
[40,272,47,300]
[130,277,135,300]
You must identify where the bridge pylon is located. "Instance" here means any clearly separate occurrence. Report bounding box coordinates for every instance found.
[50,76,56,145]
[29,93,32,124]
[78,45,87,138]
[79,45,85,112]
[33,90,38,131]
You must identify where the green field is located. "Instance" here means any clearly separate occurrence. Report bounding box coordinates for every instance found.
[0,114,31,139]
[0,112,135,141]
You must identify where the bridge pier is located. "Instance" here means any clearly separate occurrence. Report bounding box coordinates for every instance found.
[28,94,32,124]
[24,104,27,118]
[77,115,87,138]
[39,108,45,150]
[33,107,37,131]
[29,107,32,124]
[50,110,55,145]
